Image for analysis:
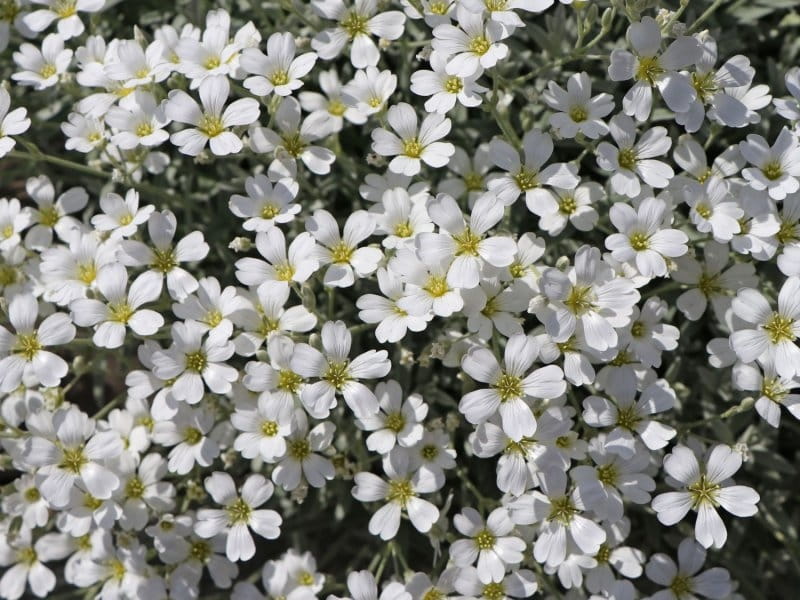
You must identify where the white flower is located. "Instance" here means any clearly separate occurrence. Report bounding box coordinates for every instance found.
[644,538,732,600]
[120,209,209,300]
[733,358,800,428]
[60,112,106,153]
[115,453,175,531]
[0,529,71,600]
[272,409,335,491]
[196,472,282,562]
[652,445,759,549]
[241,32,317,97]
[292,320,390,418]
[619,297,680,368]
[356,267,432,342]
[537,182,602,236]
[774,66,800,121]
[543,72,614,139]
[681,176,743,242]
[24,405,122,506]
[352,449,440,540]
[235,227,319,288]
[174,9,241,85]
[374,186,434,250]
[0,87,31,158]
[104,38,171,87]
[432,6,508,78]
[582,379,677,458]
[450,507,525,583]
[391,248,463,318]
[487,128,580,208]
[70,266,164,348]
[151,319,238,404]
[12,33,73,90]
[229,174,301,232]
[166,75,259,156]
[416,192,517,289]
[311,0,406,69]
[410,51,488,114]
[250,97,337,175]
[341,66,397,117]
[23,175,87,250]
[300,68,368,131]
[453,567,538,600]
[605,196,689,278]
[0,294,75,392]
[739,127,800,201]
[509,470,606,568]
[459,333,566,441]
[596,115,674,198]
[242,335,306,410]
[371,102,455,176]
[23,0,104,39]
[357,379,428,454]
[231,391,293,461]
[105,90,170,149]
[91,188,155,239]
[307,208,382,288]
[461,0,552,36]
[729,276,800,379]
[152,405,220,475]
[608,16,700,121]
[39,231,116,305]
[172,276,249,335]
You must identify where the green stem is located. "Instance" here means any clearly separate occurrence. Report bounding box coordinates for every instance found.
[687,0,728,34]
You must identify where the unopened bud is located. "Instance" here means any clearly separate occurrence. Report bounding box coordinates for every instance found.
[228,237,252,253]
[601,7,615,31]
[556,255,571,271]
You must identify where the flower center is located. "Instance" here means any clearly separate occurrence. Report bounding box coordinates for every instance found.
[628,231,651,251]
[260,203,281,219]
[288,438,311,460]
[776,219,800,245]
[429,1,449,14]
[0,265,19,286]
[24,487,41,502]
[38,205,60,227]
[281,132,307,157]
[152,247,178,273]
[444,75,463,94]
[341,11,369,38]
[0,0,20,22]
[474,528,496,550]
[135,121,154,137]
[183,427,203,445]
[762,160,783,181]
[394,221,413,237]
[261,420,279,436]
[278,369,303,393]
[670,574,694,598]
[84,493,103,510]
[548,496,577,525]
[402,137,424,158]
[453,228,482,256]
[630,320,645,338]
[482,295,499,317]
[464,171,484,191]
[384,411,406,433]
[482,583,505,600]
[697,272,721,297]
[609,349,634,366]
[513,167,539,191]
[564,284,595,316]
[203,309,223,328]
[569,105,588,122]
[635,55,664,85]
[323,361,350,390]
[617,147,638,171]
[762,376,787,403]
[328,99,347,116]
[595,544,611,564]
[596,463,619,486]
[468,35,491,56]
[125,476,146,499]
[694,203,713,219]
[687,474,720,508]
[53,0,77,18]
[198,114,225,138]
[227,497,252,524]
[1,225,13,239]
[269,69,290,86]
[616,404,641,430]
[421,444,439,461]
[493,371,523,401]
[424,275,449,297]
[329,240,355,264]
[17,547,37,566]
[77,261,97,284]
[258,316,281,336]
[386,478,414,507]
[204,56,221,70]
[60,446,88,474]
[558,195,577,215]
[185,350,208,373]
[109,301,135,324]
[275,262,296,281]
[763,312,796,344]
[508,262,527,278]
[14,333,42,361]
[118,213,133,226]
[190,540,212,563]
[691,71,718,103]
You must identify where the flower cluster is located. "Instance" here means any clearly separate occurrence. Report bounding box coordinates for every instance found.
[0,0,797,599]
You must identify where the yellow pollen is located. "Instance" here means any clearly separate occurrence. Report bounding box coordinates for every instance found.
[776,219,799,245]
[109,301,135,324]
[616,405,641,430]
[135,122,154,137]
[386,478,414,507]
[190,540,212,563]
[474,528,496,550]
[402,137,424,158]
[697,272,721,297]
[1,225,13,239]
[394,221,413,237]
[24,487,41,502]
[38,205,60,227]
[630,321,645,338]
[482,583,505,600]
[514,167,539,191]
[185,350,207,373]
[125,476,146,499]
[482,295,499,317]
[341,11,369,38]
[14,333,42,361]
[0,264,17,287]
[565,285,595,315]
[596,463,619,486]
[77,262,97,284]
[269,69,290,86]
[328,99,347,116]
[595,544,611,564]
[261,420,279,436]
[762,377,787,403]
[53,0,76,18]
[298,572,315,586]
[452,228,482,256]
[204,309,223,327]
[275,262,296,281]
[60,446,88,473]
[260,203,281,219]
[134,67,150,79]
[763,312,795,344]
[635,55,664,85]
[547,495,578,525]
[629,231,650,251]
[323,361,350,390]
[84,493,103,510]
[289,438,311,460]
[329,240,355,264]
[569,105,588,122]
[384,411,406,433]
[691,72,718,103]
[424,275,449,297]
[227,497,252,524]
[0,1,21,23]
[694,203,713,219]
[203,56,221,70]
[617,147,638,171]
[421,444,439,461]
[508,262,527,278]
[151,247,177,273]
[559,195,577,215]
[464,172,484,191]
[444,75,463,94]
[17,547,37,566]
[468,35,491,55]
[183,426,203,445]
[762,160,783,181]
[670,574,693,598]
[687,474,720,508]
[281,132,306,156]
[493,371,522,401]
[429,1,449,15]
[367,96,383,108]
[198,114,225,138]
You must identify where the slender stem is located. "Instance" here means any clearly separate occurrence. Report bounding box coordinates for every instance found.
[687,0,728,34]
